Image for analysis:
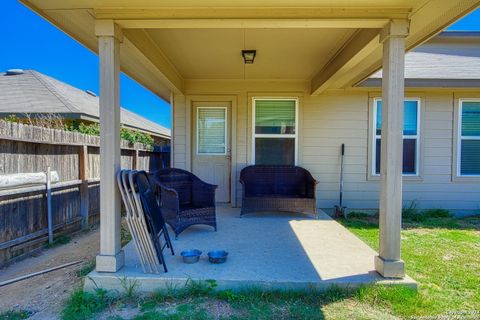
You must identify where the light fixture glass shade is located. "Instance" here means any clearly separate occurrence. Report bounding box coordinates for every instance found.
[242,50,256,64]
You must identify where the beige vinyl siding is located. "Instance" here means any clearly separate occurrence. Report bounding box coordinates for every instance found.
[172,94,188,169]
[175,81,480,213]
[235,94,249,206]
[302,93,370,208]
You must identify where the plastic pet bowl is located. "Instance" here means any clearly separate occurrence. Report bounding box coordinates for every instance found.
[180,249,202,264]
[207,250,229,264]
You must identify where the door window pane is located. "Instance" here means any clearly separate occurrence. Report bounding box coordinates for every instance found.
[255,100,296,134]
[197,108,226,154]
[255,138,295,165]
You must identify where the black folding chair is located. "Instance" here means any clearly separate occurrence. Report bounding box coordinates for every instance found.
[133,171,174,272]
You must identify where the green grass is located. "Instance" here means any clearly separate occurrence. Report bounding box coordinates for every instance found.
[76,259,96,277]
[339,211,480,317]
[0,310,30,320]
[62,279,396,320]
[61,288,114,320]
[46,234,71,248]
[62,212,480,320]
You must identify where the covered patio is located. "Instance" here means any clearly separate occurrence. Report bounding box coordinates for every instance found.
[85,207,415,292]
[20,0,479,291]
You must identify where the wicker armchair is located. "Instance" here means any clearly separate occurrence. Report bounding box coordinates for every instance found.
[239,165,318,217]
[149,168,217,239]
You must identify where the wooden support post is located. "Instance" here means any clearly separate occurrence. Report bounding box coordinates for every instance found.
[133,148,140,170]
[79,145,89,229]
[375,20,409,278]
[95,20,125,273]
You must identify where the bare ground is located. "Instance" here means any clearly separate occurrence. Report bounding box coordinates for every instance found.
[0,226,99,319]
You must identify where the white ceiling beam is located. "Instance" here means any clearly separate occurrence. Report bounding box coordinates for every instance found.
[115,19,389,29]
[93,7,410,20]
[310,28,380,95]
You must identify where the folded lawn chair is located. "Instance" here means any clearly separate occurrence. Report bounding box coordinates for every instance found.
[135,171,174,256]
[117,170,173,273]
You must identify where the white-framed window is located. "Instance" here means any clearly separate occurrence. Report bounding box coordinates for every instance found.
[457,99,480,176]
[252,98,298,165]
[372,98,420,176]
[197,107,227,155]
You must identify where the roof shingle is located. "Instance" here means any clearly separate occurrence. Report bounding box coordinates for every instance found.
[0,70,170,138]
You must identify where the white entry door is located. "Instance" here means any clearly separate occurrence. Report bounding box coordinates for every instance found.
[192,101,231,203]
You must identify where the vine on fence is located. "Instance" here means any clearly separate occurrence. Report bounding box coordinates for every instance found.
[3,114,155,149]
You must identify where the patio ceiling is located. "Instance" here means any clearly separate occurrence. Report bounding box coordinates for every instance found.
[21,0,480,101]
[142,28,358,80]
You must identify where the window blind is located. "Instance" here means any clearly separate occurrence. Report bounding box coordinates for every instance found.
[255,100,295,134]
[460,101,480,175]
[197,108,226,154]
[461,102,480,136]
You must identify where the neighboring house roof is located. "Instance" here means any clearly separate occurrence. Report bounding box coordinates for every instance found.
[0,70,170,139]
[359,31,480,88]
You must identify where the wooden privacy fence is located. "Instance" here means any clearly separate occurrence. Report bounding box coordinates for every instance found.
[0,120,170,266]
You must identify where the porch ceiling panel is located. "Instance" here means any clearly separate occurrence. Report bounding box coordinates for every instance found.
[145,28,357,80]
[23,0,420,10]
[21,0,480,98]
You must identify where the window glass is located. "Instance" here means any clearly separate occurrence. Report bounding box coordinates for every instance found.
[374,99,419,175]
[460,140,480,175]
[461,102,480,136]
[375,100,418,135]
[254,99,296,165]
[255,138,295,165]
[255,100,296,134]
[459,101,480,175]
[375,139,417,175]
[197,108,226,154]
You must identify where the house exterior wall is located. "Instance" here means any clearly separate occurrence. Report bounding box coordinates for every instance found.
[173,83,480,213]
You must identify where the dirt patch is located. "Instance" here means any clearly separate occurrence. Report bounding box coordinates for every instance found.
[0,226,99,319]
[201,299,237,319]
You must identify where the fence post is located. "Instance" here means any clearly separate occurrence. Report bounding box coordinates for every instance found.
[46,166,53,244]
[79,145,89,229]
[134,148,140,170]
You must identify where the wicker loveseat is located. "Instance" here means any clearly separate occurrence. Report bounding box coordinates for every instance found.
[149,168,217,239]
[239,165,318,217]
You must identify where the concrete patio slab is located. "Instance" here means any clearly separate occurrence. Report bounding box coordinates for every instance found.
[85,207,416,293]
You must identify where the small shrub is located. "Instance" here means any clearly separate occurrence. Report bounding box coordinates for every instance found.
[0,310,30,320]
[422,208,452,218]
[47,235,71,248]
[183,279,217,296]
[76,260,96,277]
[61,288,112,320]
[346,211,372,219]
[3,114,18,123]
[119,277,139,301]
[402,201,426,222]
[216,289,246,303]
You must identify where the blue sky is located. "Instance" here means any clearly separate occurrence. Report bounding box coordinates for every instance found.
[0,0,171,128]
[0,1,479,129]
